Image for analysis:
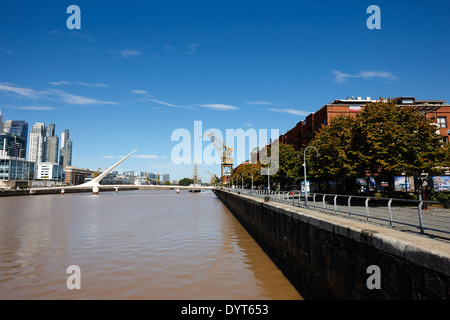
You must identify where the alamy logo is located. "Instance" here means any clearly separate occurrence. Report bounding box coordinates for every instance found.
[367,5,381,30]
[171,121,279,175]
[366,265,381,290]
[66,265,81,290]
[67,5,81,30]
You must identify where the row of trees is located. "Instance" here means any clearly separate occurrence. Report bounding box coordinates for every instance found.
[231,99,450,196]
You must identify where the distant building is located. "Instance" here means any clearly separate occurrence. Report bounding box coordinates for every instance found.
[161,173,170,183]
[0,156,35,185]
[3,120,28,158]
[0,132,27,158]
[44,123,59,164]
[64,166,93,185]
[36,162,64,181]
[59,129,72,169]
[28,122,46,162]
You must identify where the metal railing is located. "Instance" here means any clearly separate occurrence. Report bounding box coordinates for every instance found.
[224,188,450,241]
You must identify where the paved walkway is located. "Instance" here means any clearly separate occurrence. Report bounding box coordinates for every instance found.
[235,191,450,243]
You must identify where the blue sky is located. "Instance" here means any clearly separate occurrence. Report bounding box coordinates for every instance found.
[1,0,449,180]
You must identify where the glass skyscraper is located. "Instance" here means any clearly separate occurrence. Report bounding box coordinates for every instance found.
[3,120,28,158]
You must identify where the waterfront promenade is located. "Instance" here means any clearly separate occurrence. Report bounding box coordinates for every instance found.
[228,189,450,242]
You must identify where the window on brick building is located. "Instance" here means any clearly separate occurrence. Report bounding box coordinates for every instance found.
[437,116,447,128]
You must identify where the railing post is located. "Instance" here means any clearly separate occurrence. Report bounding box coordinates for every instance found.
[348,196,352,218]
[312,193,316,210]
[365,197,370,222]
[323,194,326,213]
[333,195,338,215]
[388,198,393,227]
[418,197,424,234]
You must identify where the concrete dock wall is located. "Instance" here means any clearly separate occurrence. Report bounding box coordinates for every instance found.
[214,190,450,299]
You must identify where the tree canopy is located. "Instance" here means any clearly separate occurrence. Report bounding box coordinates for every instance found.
[308,98,446,194]
[178,177,194,186]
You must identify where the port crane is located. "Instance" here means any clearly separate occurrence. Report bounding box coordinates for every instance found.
[201,131,233,188]
[205,170,219,186]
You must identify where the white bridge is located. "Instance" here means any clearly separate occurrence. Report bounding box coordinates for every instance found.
[30,149,219,195]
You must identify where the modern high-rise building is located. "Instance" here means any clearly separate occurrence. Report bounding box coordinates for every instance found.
[161,174,170,183]
[3,120,28,157]
[45,136,59,164]
[45,123,59,164]
[0,132,27,158]
[46,123,55,137]
[28,123,45,162]
[59,129,72,169]
[61,129,69,150]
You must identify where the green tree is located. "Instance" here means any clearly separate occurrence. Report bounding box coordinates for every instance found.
[232,163,264,188]
[234,143,301,190]
[308,116,358,192]
[178,177,194,186]
[352,99,444,195]
[270,143,301,190]
[308,98,446,195]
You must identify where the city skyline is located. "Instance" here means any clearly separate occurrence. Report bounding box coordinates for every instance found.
[1,0,449,180]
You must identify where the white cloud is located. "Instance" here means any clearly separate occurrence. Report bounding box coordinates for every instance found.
[146,98,193,109]
[49,81,107,87]
[246,101,272,105]
[102,154,162,159]
[4,105,58,111]
[133,155,160,159]
[0,83,39,98]
[197,104,238,111]
[0,83,118,106]
[131,89,148,94]
[186,43,199,55]
[267,108,311,116]
[78,82,108,88]
[331,69,398,83]
[119,49,141,58]
[47,89,118,106]
[48,81,71,86]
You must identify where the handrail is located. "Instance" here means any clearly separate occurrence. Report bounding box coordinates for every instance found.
[223,188,450,241]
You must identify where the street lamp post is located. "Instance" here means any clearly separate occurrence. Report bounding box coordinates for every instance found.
[241,172,248,189]
[251,167,259,191]
[303,146,319,208]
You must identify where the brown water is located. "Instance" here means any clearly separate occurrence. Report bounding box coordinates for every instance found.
[0,190,302,300]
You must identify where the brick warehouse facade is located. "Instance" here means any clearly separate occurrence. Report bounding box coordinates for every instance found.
[64,166,93,185]
[280,97,450,150]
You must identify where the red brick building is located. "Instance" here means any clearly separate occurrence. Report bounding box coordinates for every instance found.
[280,97,450,150]
[64,166,93,185]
